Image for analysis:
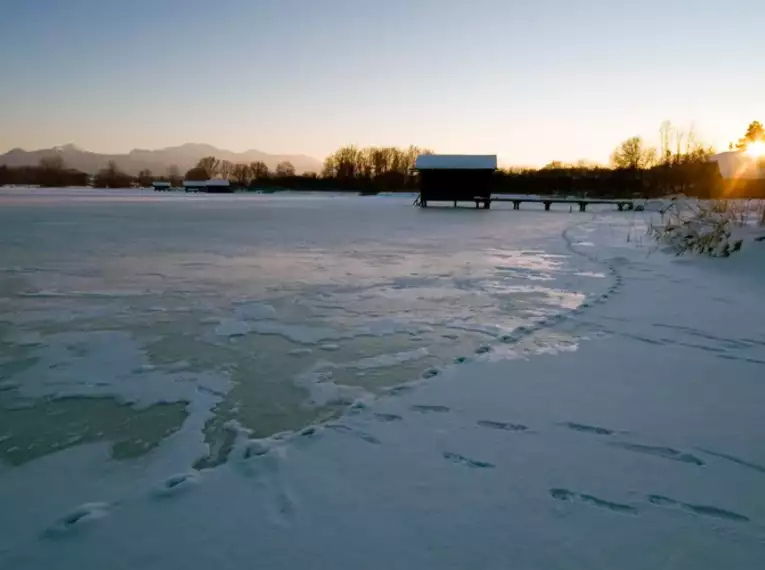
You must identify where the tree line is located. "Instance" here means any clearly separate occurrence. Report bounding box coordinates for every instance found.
[2,121,763,197]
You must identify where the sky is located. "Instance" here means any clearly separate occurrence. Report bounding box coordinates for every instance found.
[0,0,763,166]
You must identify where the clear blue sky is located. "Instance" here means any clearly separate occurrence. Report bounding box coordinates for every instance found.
[0,0,762,166]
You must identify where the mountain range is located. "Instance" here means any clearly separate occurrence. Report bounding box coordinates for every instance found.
[0,143,323,176]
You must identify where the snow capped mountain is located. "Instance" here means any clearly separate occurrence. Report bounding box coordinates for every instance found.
[0,144,322,175]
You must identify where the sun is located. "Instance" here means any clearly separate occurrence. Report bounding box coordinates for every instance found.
[744,141,765,157]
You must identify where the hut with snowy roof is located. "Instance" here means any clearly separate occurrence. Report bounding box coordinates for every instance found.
[414,154,497,208]
[152,181,171,191]
[204,179,232,194]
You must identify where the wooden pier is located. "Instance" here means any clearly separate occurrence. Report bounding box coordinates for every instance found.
[485,197,634,212]
[417,196,634,212]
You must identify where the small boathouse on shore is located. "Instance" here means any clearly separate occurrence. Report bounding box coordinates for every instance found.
[414,154,497,208]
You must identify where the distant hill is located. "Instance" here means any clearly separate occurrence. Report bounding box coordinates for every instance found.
[0,143,323,176]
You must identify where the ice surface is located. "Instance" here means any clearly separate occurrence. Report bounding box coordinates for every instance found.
[1,189,764,569]
[347,347,430,370]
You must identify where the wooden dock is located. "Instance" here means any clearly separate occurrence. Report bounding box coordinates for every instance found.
[487,197,634,212]
[417,195,634,212]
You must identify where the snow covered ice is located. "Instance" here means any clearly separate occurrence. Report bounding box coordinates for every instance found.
[1,188,764,569]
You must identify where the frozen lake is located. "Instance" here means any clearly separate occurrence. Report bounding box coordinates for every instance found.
[3,188,765,570]
[0,188,605,468]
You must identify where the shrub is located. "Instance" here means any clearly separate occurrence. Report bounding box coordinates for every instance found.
[648,200,745,257]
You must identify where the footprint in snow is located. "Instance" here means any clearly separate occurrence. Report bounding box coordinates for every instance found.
[477,419,529,432]
[410,404,451,414]
[325,424,380,445]
[550,488,637,515]
[696,447,765,475]
[610,442,704,466]
[443,451,495,469]
[647,495,749,523]
[152,472,200,498]
[374,413,403,423]
[44,502,111,537]
[561,422,615,436]
[347,401,369,416]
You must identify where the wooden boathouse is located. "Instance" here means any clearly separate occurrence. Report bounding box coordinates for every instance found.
[414,154,634,212]
[182,179,233,193]
[415,154,497,208]
[205,179,232,194]
[152,181,172,191]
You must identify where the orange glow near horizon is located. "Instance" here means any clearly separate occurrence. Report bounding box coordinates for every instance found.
[744,141,765,158]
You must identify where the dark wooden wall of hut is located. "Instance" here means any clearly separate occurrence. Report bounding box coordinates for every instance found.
[419,169,493,202]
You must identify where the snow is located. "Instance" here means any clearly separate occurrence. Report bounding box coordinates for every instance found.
[415,154,497,170]
[1,188,765,569]
[347,347,430,370]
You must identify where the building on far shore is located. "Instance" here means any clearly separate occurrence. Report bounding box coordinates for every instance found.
[205,179,232,193]
[152,181,172,191]
[183,180,206,193]
[182,179,233,193]
[414,154,497,208]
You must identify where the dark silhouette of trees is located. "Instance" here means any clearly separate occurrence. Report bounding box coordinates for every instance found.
[736,121,764,149]
[167,164,182,186]
[231,163,252,186]
[184,166,208,181]
[275,161,295,177]
[219,160,234,180]
[94,161,132,188]
[137,169,153,187]
[611,137,656,169]
[39,155,64,172]
[15,155,89,187]
[38,156,66,186]
[250,161,269,180]
[321,145,433,190]
[196,156,220,178]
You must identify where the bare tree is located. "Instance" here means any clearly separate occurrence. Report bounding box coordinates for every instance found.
[231,163,252,186]
[610,136,656,169]
[250,161,269,180]
[94,160,131,188]
[275,161,295,177]
[219,160,234,180]
[167,164,182,186]
[683,126,714,162]
[659,121,673,165]
[137,169,153,187]
[197,156,220,178]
